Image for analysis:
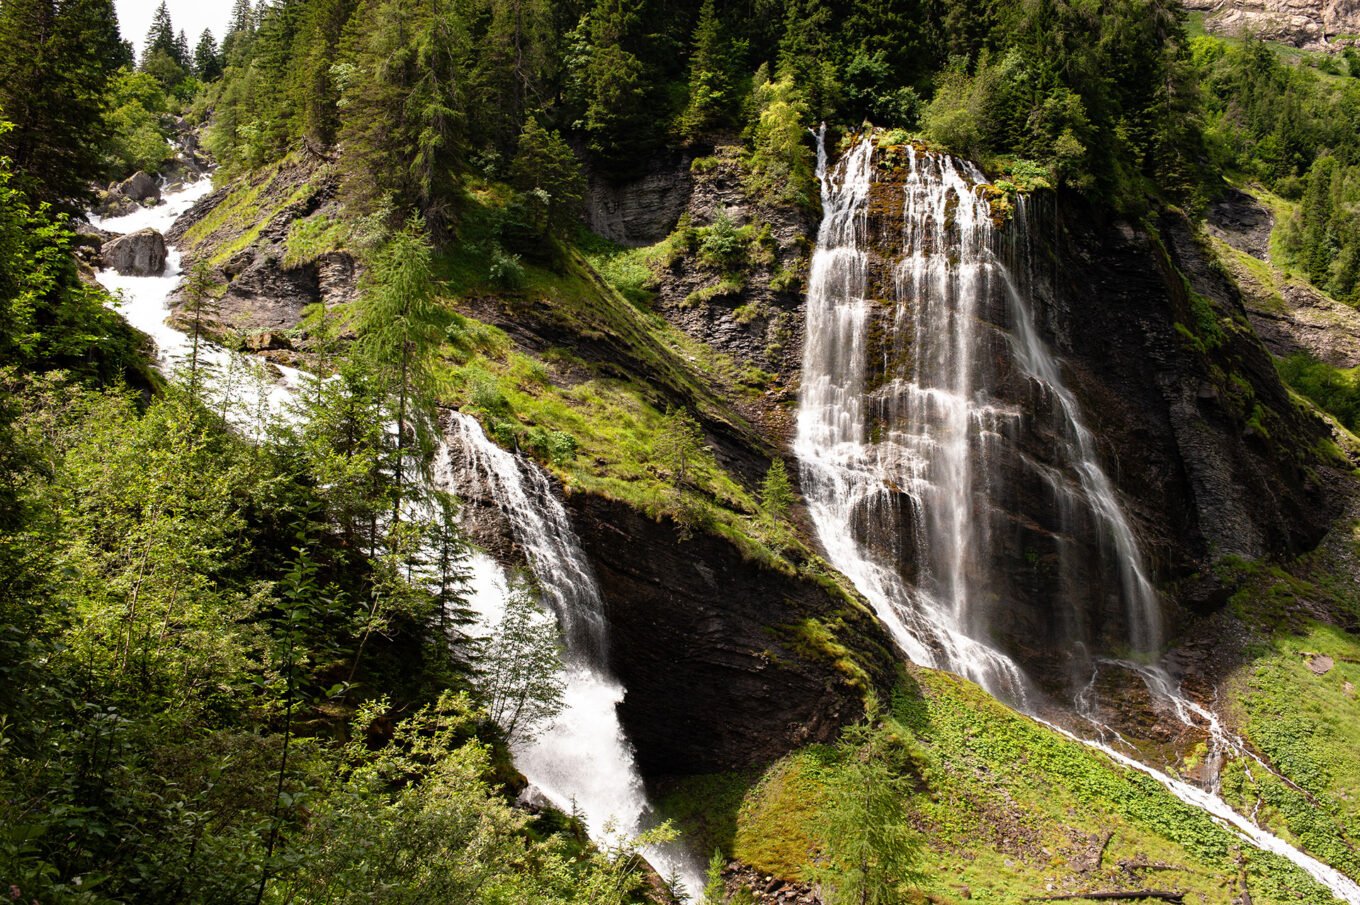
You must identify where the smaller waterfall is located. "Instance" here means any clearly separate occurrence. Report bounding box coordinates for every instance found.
[435,413,703,895]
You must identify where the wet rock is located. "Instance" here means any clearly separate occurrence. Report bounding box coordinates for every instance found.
[101,228,168,276]
[118,170,161,204]
[93,189,138,219]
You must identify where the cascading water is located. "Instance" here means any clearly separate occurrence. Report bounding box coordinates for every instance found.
[795,131,1360,902]
[93,177,703,894]
[435,413,703,895]
[91,180,303,431]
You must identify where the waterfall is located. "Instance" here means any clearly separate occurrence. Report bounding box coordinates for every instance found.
[795,132,1360,902]
[435,412,703,895]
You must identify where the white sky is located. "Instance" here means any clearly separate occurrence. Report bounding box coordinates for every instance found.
[114,0,230,55]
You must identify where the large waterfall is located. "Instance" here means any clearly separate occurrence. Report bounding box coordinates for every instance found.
[797,132,1160,703]
[795,132,1360,902]
[436,413,703,895]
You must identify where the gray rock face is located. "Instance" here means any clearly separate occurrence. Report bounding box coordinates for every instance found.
[1186,0,1360,49]
[119,171,161,204]
[165,160,360,360]
[585,152,694,246]
[101,228,168,276]
[1207,188,1360,368]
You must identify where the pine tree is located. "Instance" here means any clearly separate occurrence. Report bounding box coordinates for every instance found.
[174,28,190,67]
[193,29,222,80]
[579,0,665,168]
[1302,155,1339,285]
[812,720,923,905]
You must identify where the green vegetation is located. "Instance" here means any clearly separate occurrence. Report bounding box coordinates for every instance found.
[1194,33,1360,303]
[661,671,1339,903]
[1276,352,1360,433]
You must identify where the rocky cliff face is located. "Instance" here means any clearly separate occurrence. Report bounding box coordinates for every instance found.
[567,493,894,777]
[1208,188,1360,369]
[166,157,359,363]
[1184,0,1360,48]
[449,432,895,779]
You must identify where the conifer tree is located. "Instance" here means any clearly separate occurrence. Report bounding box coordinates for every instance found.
[678,0,746,141]
[221,0,256,62]
[579,0,664,168]
[193,28,222,80]
[509,118,585,239]
[142,1,177,62]
[0,0,123,203]
[356,217,446,518]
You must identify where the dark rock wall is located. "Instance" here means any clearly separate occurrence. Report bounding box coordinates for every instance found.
[566,493,895,777]
[1030,198,1336,574]
[585,150,695,247]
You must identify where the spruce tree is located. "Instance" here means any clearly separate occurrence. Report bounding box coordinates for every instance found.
[509,118,585,239]
[221,0,255,62]
[678,0,745,141]
[193,29,222,80]
[142,1,176,61]
[0,0,122,203]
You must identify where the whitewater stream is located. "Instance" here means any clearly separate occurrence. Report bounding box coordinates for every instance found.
[794,131,1360,903]
[91,179,703,897]
[90,179,303,432]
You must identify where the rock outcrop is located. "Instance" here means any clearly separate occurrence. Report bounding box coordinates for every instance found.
[1207,188,1360,369]
[165,159,359,359]
[101,228,168,276]
[585,150,694,246]
[1184,0,1360,49]
[567,493,894,777]
[118,171,161,204]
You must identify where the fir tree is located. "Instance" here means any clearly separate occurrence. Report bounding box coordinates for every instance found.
[193,28,222,80]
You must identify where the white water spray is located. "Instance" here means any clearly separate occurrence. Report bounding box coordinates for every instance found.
[794,132,1360,902]
[436,412,703,896]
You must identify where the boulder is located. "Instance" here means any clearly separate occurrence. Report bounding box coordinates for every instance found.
[101,228,168,276]
[118,170,161,204]
[93,189,138,220]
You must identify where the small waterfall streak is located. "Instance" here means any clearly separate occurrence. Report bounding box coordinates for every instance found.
[795,134,1360,902]
[435,412,702,895]
[1040,714,1360,902]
